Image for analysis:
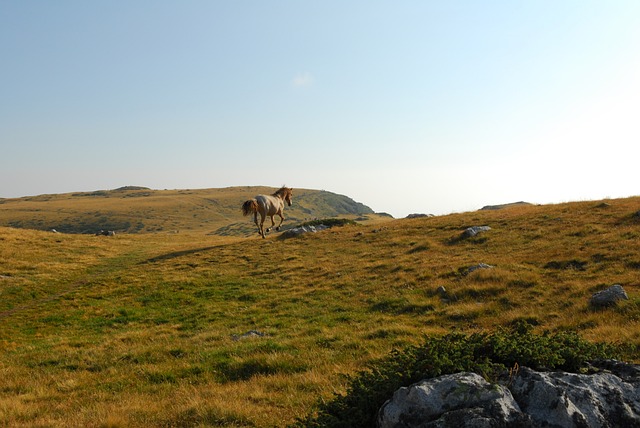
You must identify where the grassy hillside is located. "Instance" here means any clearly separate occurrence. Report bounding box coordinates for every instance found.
[0,186,376,236]
[1,196,639,427]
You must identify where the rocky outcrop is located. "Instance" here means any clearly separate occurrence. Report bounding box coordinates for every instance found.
[378,360,640,428]
[279,224,328,239]
[480,201,532,211]
[406,214,435,219]
[510,365,640,427]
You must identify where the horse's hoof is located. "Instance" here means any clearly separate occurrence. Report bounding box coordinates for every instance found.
[275,227,280,231]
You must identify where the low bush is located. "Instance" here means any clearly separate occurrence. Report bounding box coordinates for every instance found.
[296,322,618,428]
[300,218,357,228]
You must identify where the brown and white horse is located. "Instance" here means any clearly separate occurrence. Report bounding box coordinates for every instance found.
[242,187,293,238]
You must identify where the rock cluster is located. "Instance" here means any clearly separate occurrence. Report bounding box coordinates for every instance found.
[279,224,328,238]
[95,229,116,236]
[378,360,640,427]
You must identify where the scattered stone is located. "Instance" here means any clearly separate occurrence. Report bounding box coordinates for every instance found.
[280,225,328,239]
[51,229,58,233]
[379,361,640,428]
[460,226,491,239]
[95,230,116,236]
[435,285,457,302]
[590,284,629,308]
[232,330,266,341]
[466,263,494,275]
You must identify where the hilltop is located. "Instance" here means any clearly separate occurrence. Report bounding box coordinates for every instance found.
[0,196,639,427]
[0,186,377,235]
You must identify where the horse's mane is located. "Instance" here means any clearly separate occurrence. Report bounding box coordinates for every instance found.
[273,186,292,198]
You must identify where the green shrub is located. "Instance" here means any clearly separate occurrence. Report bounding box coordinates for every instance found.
[295,323,617,428]
[300,218,357,228]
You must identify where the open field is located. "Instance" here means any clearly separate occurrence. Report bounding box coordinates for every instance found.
[1,196,640,426]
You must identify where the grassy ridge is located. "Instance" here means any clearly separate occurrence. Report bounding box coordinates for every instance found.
[0,186,376,235]
[1,196,639,426]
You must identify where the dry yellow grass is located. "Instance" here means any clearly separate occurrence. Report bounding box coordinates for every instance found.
[1,196,639,426]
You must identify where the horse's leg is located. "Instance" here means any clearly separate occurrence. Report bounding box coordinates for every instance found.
[275,212,285,231]
[254,211,265,238]
[266,215,276,233]
[253,212,261,235]
[259,213,267,238]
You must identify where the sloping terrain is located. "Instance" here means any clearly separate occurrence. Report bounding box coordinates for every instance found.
[0,196,639,427]
[0,186,375,235]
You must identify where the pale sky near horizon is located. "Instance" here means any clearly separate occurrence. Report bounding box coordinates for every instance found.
[2,1,639,218]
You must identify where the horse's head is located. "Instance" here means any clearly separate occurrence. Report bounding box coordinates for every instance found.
[275,186,293,206]
[284,188,293,206]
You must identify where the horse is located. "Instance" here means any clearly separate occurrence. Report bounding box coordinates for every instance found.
[242,186,293,238]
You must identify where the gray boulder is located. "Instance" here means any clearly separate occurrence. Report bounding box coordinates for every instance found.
[378,362,640,428]
[461,226,491,239]
[378,372,529,427]
[279,224,328,239]
[466,263,494,275]
[510,365,640,427]
[590,284,629,308]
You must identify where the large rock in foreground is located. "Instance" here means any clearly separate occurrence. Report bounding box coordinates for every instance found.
[378,372,530,427]
[378,361,640,428]
[510,365,640,427]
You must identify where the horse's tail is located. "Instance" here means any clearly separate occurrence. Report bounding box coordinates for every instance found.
[242,199,258,216]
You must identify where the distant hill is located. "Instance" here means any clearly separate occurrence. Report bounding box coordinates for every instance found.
[480,201,533,210]
[0,186,376,235]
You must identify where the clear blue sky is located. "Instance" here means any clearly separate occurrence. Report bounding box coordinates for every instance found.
[2,1,639,217]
